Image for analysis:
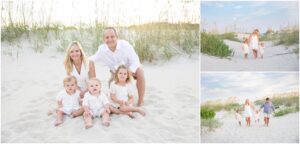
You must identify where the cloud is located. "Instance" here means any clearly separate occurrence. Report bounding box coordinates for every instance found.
[201,73,298,102]
[234,5,243,9]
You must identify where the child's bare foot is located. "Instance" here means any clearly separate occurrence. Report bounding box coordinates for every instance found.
[102,121,110,127]
[138,109,146,116]
[128,112,135,119]
[54,120,63,126]
[85,123,93,129]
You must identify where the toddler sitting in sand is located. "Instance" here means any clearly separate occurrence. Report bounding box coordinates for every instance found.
[235,109,242,126]
[110,65,146,117]
[82,78,112,128]
[54,76,84,126]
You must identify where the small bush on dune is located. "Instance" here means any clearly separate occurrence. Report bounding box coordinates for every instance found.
[201,32,233,58]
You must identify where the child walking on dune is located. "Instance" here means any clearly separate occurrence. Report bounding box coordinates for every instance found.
[259,42,265,58]
[242,38,249,59]
[235,109,242,126]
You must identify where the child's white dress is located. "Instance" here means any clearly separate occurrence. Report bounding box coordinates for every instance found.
[249,35,259,50]
[71,61,89,91]
[235,113,242,122]
[254,112,260,121]
[242,44,249,54]
[56,90,81,115]
[259,45,264,55]
[110,82,134,108]
[82,92,110,117]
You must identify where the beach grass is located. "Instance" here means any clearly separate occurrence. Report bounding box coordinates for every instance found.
[254,92,299,107]
[1,22,199,62]
[274,107,299,117]
[217,32,241,42]
[201,118,223,132]
[201,32,233,58]
[201,102,241,112]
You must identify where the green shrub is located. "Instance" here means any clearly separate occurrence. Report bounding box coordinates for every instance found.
[274,107,298,117]
[201,108,216,119]
[201,32,233,58]
[201,118,222,132]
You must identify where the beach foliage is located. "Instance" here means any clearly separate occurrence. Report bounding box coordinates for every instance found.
[201,32,233,58]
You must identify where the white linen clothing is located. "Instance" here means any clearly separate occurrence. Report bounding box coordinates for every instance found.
[82,92,110,117]
[71,61,89,90]
[89,40,141,73]
[235,113,242,121]
[110,82,134,107]
[56,90,81,115]
[249,35,259,50]
[259,46,264,55]
[254,112,260,121]
[242,44,249,54]
[244,105,253,117]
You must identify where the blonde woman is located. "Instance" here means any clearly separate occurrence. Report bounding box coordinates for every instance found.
[64,41,96,98]
[248,29,260,59]
[243,99,255,127]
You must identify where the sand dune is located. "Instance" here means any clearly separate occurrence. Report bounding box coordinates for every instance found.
[201,111,299,143]
[1,44,199,142]
[201,40,299,71]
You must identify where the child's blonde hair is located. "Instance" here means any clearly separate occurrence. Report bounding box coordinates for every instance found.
[88,78,102,85]
[63,76,77,86]
[64,41,87,74]
[114,65,132,84]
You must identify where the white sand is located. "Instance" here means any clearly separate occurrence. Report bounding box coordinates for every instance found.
[201,40,299,71]
[201,111,299,143]
[1,43,199,142]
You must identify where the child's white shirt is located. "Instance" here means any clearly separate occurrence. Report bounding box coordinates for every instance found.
[82,92,110,111]
[259,45,264,54]
[255,112,260,120]
[110,82,134,102]
[56,90,80,111]
[242,43,249,54]
[235,113,242,121]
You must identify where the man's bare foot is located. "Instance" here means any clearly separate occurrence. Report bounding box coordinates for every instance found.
[54,120,63,126]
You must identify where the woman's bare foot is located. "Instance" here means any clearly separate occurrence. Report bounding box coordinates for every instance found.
[54,120,63,126]
[138,108,146,116]
[102,121,110,127]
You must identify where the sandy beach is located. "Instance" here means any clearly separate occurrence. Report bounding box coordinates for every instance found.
[1,42,199,142]
[201,111,299,143]
[201,40,299,71]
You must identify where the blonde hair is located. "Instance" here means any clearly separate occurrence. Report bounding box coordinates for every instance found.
[63,76,77,86]
[114,65,132,83]
[64,41,87,74]
[88,78,101,85]
[243,38,248,44]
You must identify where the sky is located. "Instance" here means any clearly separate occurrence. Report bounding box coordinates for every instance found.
[201,1,299,33]
[1,0,199,27]
[201,72,299,103]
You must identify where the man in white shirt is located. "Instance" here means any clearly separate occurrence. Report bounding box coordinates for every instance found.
[90,27,145,106]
